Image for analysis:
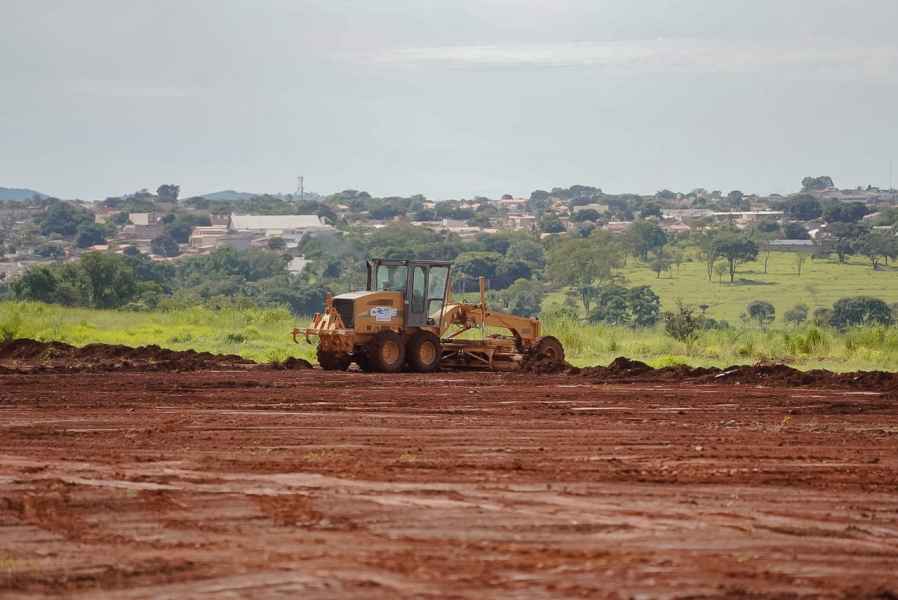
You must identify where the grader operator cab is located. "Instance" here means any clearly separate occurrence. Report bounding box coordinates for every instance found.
[294,258,564,373]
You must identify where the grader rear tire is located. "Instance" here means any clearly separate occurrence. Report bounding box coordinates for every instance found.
[406,332,441,373]
[317,349,351,371]
[367,331,406,373]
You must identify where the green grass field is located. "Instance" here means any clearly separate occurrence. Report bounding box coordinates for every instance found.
[544,251,898,323]
[0,301,318,364]
[3,297,898,372]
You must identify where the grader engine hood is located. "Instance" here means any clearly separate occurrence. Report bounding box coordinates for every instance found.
[331,291,403,331]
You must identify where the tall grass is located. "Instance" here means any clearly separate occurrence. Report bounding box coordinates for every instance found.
[3,301,898,372]
[0,301,317,363]
[540,313,898,372]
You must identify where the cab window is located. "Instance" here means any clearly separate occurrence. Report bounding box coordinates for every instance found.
[427,266,449,315]
[411,266,426,313]
[375,265,408,292]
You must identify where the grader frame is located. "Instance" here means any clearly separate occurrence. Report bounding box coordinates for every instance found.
[294,259,563,372]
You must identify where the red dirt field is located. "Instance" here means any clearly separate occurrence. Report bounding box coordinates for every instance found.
[2,368,898,599]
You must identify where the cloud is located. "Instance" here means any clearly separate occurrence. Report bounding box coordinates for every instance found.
[374,39,898,79]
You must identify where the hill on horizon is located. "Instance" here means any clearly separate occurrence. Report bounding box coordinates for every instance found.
[0,187,48,201]
[196,190,258,202]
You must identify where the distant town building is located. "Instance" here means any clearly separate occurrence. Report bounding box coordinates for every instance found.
[128,212,160,226]
[767,239,815,250]
[228,214,334,244]
[505,214,538,231]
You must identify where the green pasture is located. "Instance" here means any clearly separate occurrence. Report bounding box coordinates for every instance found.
[544,251,898,324]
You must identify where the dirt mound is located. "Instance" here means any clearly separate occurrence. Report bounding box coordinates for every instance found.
[574,356,898,392]
[0,338,256,373]
[268,357,314,370]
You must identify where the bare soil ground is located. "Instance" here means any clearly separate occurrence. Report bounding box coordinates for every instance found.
[2,366,898,598]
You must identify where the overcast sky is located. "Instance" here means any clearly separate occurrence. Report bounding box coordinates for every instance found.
[3,0,898,200]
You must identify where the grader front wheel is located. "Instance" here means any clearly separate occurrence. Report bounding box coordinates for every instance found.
[525,336,565,372]
[407,332,441,373]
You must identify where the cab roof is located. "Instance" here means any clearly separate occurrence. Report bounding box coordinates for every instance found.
[367,259,452,268]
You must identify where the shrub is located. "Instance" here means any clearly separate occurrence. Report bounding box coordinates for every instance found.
[746,300,776,329]
[831,296,893,329]
[588,285,660,328]
[813,307,833,327]
[151,235,180,257]
[663,301,700,342]
[784,304,809,327]
[0,309,22,342]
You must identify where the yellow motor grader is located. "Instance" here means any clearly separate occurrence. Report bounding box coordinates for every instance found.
[293,259,564,373]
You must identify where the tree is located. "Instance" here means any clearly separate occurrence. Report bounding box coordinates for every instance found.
[823,201,867,224]
[454,251,502,290]
[11,266,62,304]
[783,222,810,240]
[39,201,94,237]
[713,232,758,283]
[588,286,660,328]
[527,190,551,215]
[575,223,596,238]
[746,300,776,329]
[493,258,531,289]
[855,231,894,270]
[795,252,808,276]
[572,209,601,223]
[75,223,107,249]
[467,213,492,228]
[783,195,822,221]
[506,239,545,269]
[546,233,623,312]
[267,237,287,251]
[696,231,720,282]
[629,286,662,327]
[156,184,180,202]
[412,207,436,221]
[639,203,663,219]
[498,279,544,317]
[588,286,630,325]
[79,252,138,308]
[801,176,834,191]
[625,220,668,261]
[831,297,893,329]
[784,304,808,327]
[827,222,864,263]
[539,214,565,234]
[649,253,672,279]
[151,235,180,257]
[111,211,130,226]
[34,242,65,259]
[725,190,746,209]
[165,222,195,244]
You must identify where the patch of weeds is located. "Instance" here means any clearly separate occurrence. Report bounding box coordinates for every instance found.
[0,311,22,343]
[224,332,247,344]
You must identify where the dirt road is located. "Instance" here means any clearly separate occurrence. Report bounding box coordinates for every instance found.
[2,369,897,598]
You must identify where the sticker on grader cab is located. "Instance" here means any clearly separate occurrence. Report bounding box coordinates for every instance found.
[370,306,399,322]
